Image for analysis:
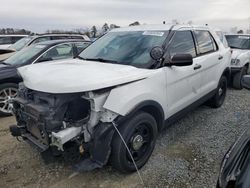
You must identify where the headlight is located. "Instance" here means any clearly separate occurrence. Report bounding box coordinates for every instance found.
[231,59,240,65]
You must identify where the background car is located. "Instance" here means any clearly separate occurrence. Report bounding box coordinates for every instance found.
[225,34,250,89]
[214,29,229,49]
[0,35,27,49]
[0,39,91,116]
[0,34,90,61]
[217,75,250,188]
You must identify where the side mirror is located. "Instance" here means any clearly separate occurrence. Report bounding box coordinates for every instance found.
[150,46,164,61]
[170,54,193,66]
[242,75,250,90]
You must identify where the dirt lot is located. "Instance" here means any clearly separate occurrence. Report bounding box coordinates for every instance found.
[0,89,249,188]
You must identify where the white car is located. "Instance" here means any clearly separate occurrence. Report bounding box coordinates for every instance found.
[10,24,231,173]
[225,34,250,89]
[0,34,90,61]
[0,35,27,49]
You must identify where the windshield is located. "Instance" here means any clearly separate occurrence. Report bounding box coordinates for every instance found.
[9,36,33,51]
[79,30,168,68]
[4,44,46,66]
[225,35,250,49]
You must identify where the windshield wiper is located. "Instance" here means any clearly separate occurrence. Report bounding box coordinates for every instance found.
[1,62,11,66]
[80,57,119,64]
[230,45,243,49]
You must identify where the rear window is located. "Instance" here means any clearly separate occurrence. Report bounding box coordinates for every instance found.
[194,30,217,54]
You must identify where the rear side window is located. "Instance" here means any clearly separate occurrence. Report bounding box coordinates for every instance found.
[11,36,24,43]
[75,42,91,54]
[50,36,68,40]
[194,30,217,54]
[0,37,12,45]
[37,43,74,62]
[32,37,51,44]
[168,31,196,57]
[70,36,83,39]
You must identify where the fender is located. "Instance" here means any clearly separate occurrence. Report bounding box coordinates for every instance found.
[114,100,165,131]
[103,69,167,119]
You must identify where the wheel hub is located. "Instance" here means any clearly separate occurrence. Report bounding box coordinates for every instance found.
[218,87,223,96]
[0,88,17,114]
[132,135,144,150]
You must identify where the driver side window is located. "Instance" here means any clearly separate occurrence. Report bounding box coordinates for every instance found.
[169,31,196,58]
[37,44,74,63]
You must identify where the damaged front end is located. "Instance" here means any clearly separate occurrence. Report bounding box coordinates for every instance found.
[10,84,119,170]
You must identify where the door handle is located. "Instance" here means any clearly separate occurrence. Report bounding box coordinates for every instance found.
[194,64,202,70]
[218,55,223,60]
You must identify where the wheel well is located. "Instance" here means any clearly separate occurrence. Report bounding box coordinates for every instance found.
[115,101,165,132]
[0,78,20,85]
[222,68,230,83]
[139,105,164,131]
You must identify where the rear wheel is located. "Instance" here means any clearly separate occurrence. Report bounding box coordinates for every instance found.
[0,83,18,116]
[207,76,227,108]
[111,112,158,173]
[233,66,248,90]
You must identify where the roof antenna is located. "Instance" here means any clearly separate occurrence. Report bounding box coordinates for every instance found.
[163,21,166,24]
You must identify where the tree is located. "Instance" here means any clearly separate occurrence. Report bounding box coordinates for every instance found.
[91,26,97,38]
[237,30,244,34]
[187,20,193,25]
[129,21,140,26]
[110,24,120,30]
[102,23,109,33]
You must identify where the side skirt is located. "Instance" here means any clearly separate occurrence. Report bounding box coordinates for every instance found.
[164,89,217,127]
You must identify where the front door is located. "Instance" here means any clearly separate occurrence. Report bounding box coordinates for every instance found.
[164,30,201,118]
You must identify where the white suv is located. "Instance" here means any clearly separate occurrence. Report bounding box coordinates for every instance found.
[10,24,231,173]
[225,34,250,89]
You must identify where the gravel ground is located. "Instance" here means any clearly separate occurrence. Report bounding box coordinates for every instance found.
[0,88,249,188]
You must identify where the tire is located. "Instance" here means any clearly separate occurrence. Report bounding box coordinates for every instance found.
[111,111,158,173]
[207,76,227,108]
[0,83,18,116]
[233,66,247,90]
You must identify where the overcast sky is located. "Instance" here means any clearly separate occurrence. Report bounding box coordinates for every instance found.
[1,0,249,33]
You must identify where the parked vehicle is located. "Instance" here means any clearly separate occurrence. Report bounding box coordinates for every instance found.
[214,29,229,49]
[225,34,250,89]
[0,35,27,49]
[0,34,90,61]
[0,39,91,115]
[217,75,250,188]
[9,24,231,173]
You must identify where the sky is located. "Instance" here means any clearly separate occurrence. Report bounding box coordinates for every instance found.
[0,0,249,33]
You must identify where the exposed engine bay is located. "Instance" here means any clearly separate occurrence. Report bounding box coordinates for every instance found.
[10,84,119,170]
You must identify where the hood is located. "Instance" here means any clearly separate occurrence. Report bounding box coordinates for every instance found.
[18,59,155,93]
[231,49,248,59]
[0,63,18,80]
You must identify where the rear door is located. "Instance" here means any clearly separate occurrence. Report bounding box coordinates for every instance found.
[193,30,222,96]
[165,29,201,117]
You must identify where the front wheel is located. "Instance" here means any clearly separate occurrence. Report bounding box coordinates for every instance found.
[207,76,227,108]
[111,112,158,173]
[0,83,18,116]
